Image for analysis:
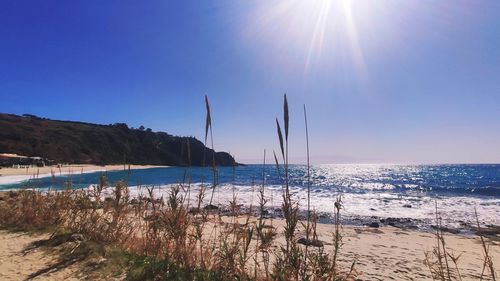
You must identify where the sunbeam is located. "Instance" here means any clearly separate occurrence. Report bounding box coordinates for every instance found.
[245,0,374,83]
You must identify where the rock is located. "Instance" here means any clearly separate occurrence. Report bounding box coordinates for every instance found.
[318,213,328,219]
[146,198,163,204]
[382,217,415,229]
[458,220,468,227]
[204,204,219,210]
[70,233,85,242]
[147,213,162,220]
[8,191,18,198]
[87,257,107,270]
[188,207,200,214]
[475,225,500,236]
[403,204,412,208]
[297,237,324,247]
[368,222,380,228]
[431,225,460,234]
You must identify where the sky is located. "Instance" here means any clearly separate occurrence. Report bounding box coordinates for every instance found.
[1,0,499,164]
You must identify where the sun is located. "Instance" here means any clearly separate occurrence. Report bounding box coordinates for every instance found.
[245,0,369,77]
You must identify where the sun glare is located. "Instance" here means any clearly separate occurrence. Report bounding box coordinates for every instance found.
[246,0,372,79]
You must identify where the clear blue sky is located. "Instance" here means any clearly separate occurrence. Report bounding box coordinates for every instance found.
[1,1,499,164]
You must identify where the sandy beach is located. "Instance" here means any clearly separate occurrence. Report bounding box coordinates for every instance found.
[226,217,500,280]
[1,220,498,280]
[328,225,499,280]
[2,0,498,279]
[0,164,167,178]
[0,165,169,188]
[0,231,80,281]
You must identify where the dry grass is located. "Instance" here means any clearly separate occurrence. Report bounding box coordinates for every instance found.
[0,95,496,281]
[424,202,497,281]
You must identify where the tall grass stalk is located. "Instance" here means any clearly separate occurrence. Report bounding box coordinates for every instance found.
[475,208,497,281]
[303,104,311,274]
[0,94,367,281]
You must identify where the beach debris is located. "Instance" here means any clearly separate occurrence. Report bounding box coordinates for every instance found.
[403,204,412,208]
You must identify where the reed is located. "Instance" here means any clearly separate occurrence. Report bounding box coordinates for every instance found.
[303,104,312,276]
[423,202,498,281]
[0,94,355,280]
[424,202,460,280]
[475,208,497,281]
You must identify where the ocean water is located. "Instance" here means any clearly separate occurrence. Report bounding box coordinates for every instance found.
[1,164,499,229]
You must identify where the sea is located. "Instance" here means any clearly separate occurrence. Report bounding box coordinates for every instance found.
[1,164,499,231]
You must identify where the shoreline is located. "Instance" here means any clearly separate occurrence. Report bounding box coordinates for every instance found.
[2,186,499,238]
[1,183,498,235]
[0,186,498,280]
[0,164,168,184]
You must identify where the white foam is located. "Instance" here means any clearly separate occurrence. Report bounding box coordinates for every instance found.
[9,180,500,228]
[116,183,500,228]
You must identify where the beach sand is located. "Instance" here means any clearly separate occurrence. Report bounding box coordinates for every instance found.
[329,225,500,280]
[0,164,166,178]
[1,220,498,280]
[222,216,500,280]
[0,231,80,281]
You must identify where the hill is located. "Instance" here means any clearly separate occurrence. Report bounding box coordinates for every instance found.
[0,113,235,166]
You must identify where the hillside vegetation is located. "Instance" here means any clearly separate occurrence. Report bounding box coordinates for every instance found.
[0,113,235,166]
